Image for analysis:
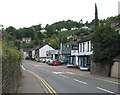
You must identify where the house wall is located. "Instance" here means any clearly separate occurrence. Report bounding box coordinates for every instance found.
[35,49,39,58]
[78,40,93,56]
[39,45,54,57]
[23,52,28,59]
[32,50,35,59]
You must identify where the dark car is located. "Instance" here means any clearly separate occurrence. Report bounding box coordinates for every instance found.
[25,56,30,60]
[59,59,68,64]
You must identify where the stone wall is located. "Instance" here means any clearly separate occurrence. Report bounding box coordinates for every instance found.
[111,60,120,78]
[90,61,110,76]
[91,59,120,78]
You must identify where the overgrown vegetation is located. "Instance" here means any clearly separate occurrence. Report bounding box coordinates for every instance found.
[91,23,120,76]
[2,42,22,93]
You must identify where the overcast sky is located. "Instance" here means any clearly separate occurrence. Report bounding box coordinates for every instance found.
[0,0,119,29]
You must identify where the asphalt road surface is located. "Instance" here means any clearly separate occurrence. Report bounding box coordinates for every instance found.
[21,60,119,95]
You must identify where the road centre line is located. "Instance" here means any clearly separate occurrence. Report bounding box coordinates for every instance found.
[78,74,120,85]
[59,75,69,78]
[20,65,26,70]
[27,70,57,95]
[73,79,87,85]
[97,87,115,94]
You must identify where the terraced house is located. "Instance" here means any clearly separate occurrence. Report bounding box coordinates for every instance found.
[77,33,93,71]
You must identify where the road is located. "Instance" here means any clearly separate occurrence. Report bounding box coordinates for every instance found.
[21,60,119,95]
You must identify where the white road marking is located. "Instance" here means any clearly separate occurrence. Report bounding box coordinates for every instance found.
[97,87,115,94]
[65,72,75,74]
[59,75,69,78]
[20,65,26,70]
[73,79,87,84]
[52,72,63,74]
[52,71,75,75]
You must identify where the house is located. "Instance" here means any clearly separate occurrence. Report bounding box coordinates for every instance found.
[67,35,78,40]
[61,28,68,31]
[111,21,120,34]
[67,35,72,40]
[35,44,55,59]
[71,27,78,30]
[61,43,78,67]
[21,48,31,59]
[61,43,74,59]
[40,29,47,33]
[81,26,89,29]
[77,33,93,71]
[22,38,31,43]
[46,50,59,60]
[67,44,78,68]
[28,48,36,59]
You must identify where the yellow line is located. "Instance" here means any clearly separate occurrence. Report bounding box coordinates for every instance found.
[27,70,53,94]
[40,77,57,94]
[27,70,57,95]
[78,74,120,85]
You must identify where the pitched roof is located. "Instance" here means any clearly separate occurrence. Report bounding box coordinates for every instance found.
[77,33,93,43]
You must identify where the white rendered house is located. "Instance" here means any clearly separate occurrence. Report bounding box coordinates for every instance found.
[38,44,55,58]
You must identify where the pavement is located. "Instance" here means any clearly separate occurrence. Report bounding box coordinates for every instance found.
[18,69,46,93]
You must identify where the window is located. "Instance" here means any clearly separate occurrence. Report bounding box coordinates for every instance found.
[83,43,85,52]
[80,43,82,52]
[90,41,92,51]
[67,45,69,48]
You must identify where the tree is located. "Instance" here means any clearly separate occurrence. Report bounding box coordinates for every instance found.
[92,23,120,76]
[45,26,55,37]
[95,3,99,29]
[51,34,57,39]
[14,40,22,50]
[6,26,17,41]
[50,39,58,49]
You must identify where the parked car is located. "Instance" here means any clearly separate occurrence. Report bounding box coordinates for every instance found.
[25,56,30,60]
[41,58,46,63]
[48,59,53,65]
[37,58,43,62]
[46,59,50,64]
[52,59,59,66]
[59,59,68,64]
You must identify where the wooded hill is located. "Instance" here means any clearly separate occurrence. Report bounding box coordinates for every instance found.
[4,14,120,49]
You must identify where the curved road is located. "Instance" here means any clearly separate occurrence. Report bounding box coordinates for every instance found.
[21,60,119,95]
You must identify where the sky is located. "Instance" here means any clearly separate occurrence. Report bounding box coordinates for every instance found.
[0,0,119,29]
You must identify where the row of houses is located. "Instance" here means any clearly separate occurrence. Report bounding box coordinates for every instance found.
[62,33,93,70]
[22,21,120,71]
[22,33,93,71]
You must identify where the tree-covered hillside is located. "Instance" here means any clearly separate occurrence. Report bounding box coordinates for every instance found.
[4,14,120,49]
